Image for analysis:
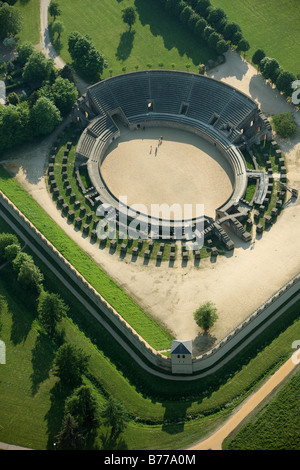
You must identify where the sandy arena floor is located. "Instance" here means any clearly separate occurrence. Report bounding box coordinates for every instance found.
[101,127,233,219]
[1,50,300,355]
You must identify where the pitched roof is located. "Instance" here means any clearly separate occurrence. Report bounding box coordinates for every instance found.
[171,340,192,355]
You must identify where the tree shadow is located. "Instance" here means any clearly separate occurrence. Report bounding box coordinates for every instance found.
[99,429,128,450]
[115,30,135,62]
[30,330,57,396]
[134,0,216,65]
[192,331,217,357]
[161,400,192,434]
[45,381,75,450]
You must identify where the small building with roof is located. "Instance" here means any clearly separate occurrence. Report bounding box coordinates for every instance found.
[170,340,193,374]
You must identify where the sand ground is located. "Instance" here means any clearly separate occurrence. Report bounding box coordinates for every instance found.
[101,126,233,219]
[1,50,300,354]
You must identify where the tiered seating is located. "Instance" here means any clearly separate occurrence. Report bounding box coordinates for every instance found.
[106,72,150,117]
[76,130,97,159]
[88,82,120,114]
[89,114,117,139]
[149,71,193,114]
[187,77,234,124]
[215,92,256,130]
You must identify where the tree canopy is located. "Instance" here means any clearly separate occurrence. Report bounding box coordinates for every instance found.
[0,2,23,39]
[54,343,90,386]
[122,6,137,32]
[193,301,218,331]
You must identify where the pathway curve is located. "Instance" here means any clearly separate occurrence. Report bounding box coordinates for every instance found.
[39,0,89,95]
[187,355,299,450]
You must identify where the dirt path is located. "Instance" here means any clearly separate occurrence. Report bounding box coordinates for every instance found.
[38,0,89,95]
[188,356,299,450]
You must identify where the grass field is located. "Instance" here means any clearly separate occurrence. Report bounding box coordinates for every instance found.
[15,0,40,45]
[211,0,300,75]
[1,216,300,449]
[0,165,173,350]
[51,0,217,79]
[223,370,300,450]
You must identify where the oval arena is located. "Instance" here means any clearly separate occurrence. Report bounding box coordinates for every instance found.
[73,70,272,245]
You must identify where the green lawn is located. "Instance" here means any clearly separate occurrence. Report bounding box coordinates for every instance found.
[211,0,300,75]
[0,165,173,351]
[15,0,40,45]
[223,370,300,450]
[1,230,300,449]
[51,0,217,79]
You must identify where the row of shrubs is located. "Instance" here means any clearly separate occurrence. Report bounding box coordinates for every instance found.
[252,49,298,100]
[156,0,250,55]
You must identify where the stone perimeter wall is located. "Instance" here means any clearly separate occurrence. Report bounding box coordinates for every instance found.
[0,189,299,378]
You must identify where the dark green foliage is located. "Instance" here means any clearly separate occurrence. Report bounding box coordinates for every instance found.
[252,49,266,66]
[260,57,281,83]
[55,414,84,450]
[38,290,69,336]
[101,396,129,437]
[0,233,18,259]
[194,301,218,331]
[272,112,297,138]
[0,2,23,39]
[51,76,78,116]
[276,70,296,96]
[68,31,107,81]
[30,97,62,136]
[22,51,54,84]
[121,6,137,32]
[54,343,90,386]
[48,1,61,22]
[17,41,34,66]
[65,385,101,432]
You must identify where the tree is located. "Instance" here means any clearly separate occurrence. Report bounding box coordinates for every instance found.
[12,251,33,273]
[51,76,78,115]
[260,57,281,83]
[17,259,44,292]
[208,31,220,50]
[180,5,193,25]
[102,396,129,437]
[49,1,61,22]
[202,25,214,42]
[252,49,266,67]
[4,243,20,262]
[68,31,107,80]
[52,20,64,39]
[37,290,68,336]
[194,301,218,331]
[0,233,18,259]
[65,385,100,432]
[122,6,136,32]
[237,38,250,56]
[223,22,241,42]
[216,39,229,55]
[0,3,23,39]
[30,97,62,135]
[195,0,211,17]
[53,343,90,386]
[8,92,19,106]
[17,41,34,65]
[22,51,54,84]
[207,7,227,29]
[59,64,74,83]
[55,414,84,450]
[194,17,207,37]
[276,70,296,96]
[272,112,297,138]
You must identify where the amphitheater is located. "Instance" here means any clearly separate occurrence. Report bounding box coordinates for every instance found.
[73,70,273,248]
